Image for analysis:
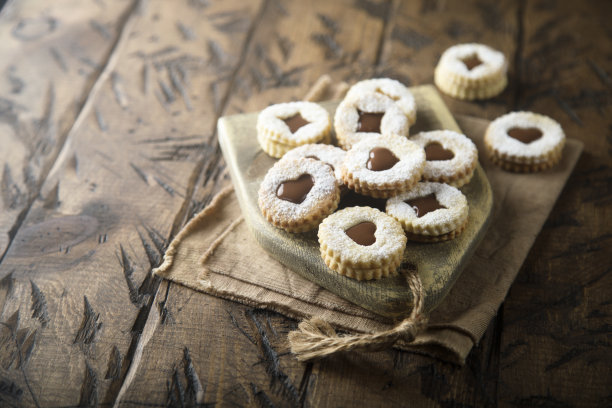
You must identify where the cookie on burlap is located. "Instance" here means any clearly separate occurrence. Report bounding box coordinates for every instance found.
[345,78,417,126]
[257,102,331,158]
[318,206,407,281]
[340,134,425,198]
[334,92,410,150]
[258,158,340,233]
[410,130,478,188]
[386,182,468,242]
[434,43,507,100]
[484,111,565,172]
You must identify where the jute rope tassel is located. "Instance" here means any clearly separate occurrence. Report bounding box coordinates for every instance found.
[288,271,428,361]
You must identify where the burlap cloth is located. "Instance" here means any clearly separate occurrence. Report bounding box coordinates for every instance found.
[154,111,582,365]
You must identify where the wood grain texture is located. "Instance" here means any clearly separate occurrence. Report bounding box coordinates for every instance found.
[0,0,263,406]
[381,0,519,120]
[0,0,609,406]
[497,1,612,407]
[0,0,135,258]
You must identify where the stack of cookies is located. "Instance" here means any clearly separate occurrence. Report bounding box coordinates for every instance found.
[255,66,566,281]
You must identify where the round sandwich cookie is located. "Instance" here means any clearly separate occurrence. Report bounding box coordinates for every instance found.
[258,158,340,233]
[410,130,478,188]
[345,78,417,126]
[257,101,331,158]
[318,206,407,281]
[484,111,565,172]
[434,43,507,100]
[386,182,469,242]
[341,134,425,198]
[334,92,410,150]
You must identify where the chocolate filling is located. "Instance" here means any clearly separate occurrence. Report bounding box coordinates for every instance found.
[425,142,455,161]
[305,155,334,171]
[276,174,314,204]
[357,110,383,133]
[367,147,399,171]
[345,221,377,246]
[405,193,446,217]
[461,54,483,70]
[507,127,543,144]
[283,113,309,133]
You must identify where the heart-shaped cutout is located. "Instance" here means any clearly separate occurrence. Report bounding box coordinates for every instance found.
[425,142,455,161]
[367,147,399,171]
[405,193,446,217]
[507,127,543,144]
[276,174,314,204]
[283,113,309,133]
[345,221,377,246]
[357,110,383,133]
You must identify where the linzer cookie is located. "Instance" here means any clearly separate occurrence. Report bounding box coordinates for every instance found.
[258,158,340,233]
[386,182,468,242]
[434,43,507,100]
[341,134,425,198]
[484,111,565,172]
[280,144,346,187]
[345,78,417,126]
[318,206,407,280]
[257,102,331,158]
[334,92,410,150]
[410,130,478,188]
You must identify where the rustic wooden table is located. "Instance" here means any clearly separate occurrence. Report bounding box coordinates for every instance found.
[0,0,610,406]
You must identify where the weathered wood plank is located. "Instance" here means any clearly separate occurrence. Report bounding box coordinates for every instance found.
[0,0,263,406]
[118,0,393,405]
[498,1,612,407]
[222,0,389,115]
[119,284,309,406]
[0,0,135,258]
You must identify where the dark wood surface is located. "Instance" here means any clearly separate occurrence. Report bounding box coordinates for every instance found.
[0,0,609,406]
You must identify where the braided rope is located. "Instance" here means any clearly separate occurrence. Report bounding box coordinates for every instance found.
[288,272,428,361]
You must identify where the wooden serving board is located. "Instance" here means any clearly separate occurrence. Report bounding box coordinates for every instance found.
[217,85,493,319]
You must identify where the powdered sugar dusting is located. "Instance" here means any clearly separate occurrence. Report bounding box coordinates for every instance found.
[280,144,346,184]
[342,134,425,185]
[318,206,406,264]
[386,182,468,235]
[410,130,478,180]
[485,111,565,160]
[437,43,507,80]
[257,101,330,145]
[346,78,417,124]
[258,158,338,220]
